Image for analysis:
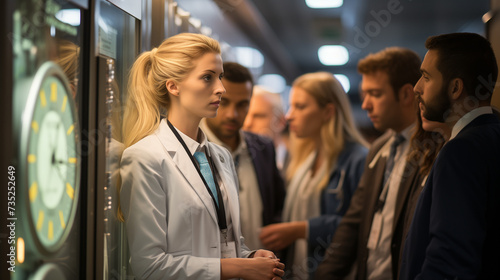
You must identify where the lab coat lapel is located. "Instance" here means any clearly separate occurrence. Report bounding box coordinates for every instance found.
[155,120,219,225]
[208,143,240,238]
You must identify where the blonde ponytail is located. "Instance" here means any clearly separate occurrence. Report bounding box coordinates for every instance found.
[122,33,221,148]
[118,33,221,222]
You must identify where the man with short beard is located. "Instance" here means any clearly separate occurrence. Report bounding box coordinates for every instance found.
[400,32,500,280]
[200,62,286,251]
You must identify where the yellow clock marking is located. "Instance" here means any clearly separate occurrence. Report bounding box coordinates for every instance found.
[66,183,74,200]
[59,211,66,229]
[61,95,68,112]
[51,82,57,102]
[36,211,44,231]
[67,124,74,136]
[29,182,38,202]
[40,90,47,107]
[69,157,77,164]
[48,220,54,240]
[31,121,39,133]
[28,154,36,163]
[17,238,25,264]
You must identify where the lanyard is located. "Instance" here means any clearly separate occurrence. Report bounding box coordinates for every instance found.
[167,120,228,233]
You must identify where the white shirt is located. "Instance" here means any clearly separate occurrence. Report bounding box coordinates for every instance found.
[450,106,493,140]
[283,150,327,280]
[366,124,414,280]
[200,120,263,250]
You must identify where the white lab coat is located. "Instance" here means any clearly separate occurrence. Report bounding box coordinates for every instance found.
[120,119,252,279]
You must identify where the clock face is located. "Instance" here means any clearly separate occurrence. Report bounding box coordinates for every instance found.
[20,62,80,254]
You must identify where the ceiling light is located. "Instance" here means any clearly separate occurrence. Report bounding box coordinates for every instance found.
[334,74,350,93]
[318,45,349,66]
[306,0,343,9]
[55,9,81,27]
[257,74,287,93]
[234,47,264,69]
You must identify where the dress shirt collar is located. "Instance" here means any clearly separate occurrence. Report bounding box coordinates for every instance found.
[450,106,493,140]
[397,123,415,143]
[170,120,210,157]
[385,123,415,156]
[199,119,247,156]
[369,123,415,169]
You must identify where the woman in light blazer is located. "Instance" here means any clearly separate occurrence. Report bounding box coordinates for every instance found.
[259,72,368,279]
[119,33,285,280]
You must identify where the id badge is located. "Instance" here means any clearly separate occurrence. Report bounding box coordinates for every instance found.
[367,212,383,250]
[221,241,237,258]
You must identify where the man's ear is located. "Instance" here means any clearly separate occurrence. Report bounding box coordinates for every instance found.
[398,83,415,106]
[448,78,464,100]
[166,80,179,96]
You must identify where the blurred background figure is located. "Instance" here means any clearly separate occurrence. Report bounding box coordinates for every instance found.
[316,47,421,280]
[260,72,368,279]
[244,85,289,173]
[201,62,286,251]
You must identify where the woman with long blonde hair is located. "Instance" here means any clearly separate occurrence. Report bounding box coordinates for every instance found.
[260,72,368,279]
[119,33,284,280]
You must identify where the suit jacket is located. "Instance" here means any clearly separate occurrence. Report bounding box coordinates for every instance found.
[243,131,286,226]
[316,130,420,280]
[400,114,500,280]
[120,120,252,280]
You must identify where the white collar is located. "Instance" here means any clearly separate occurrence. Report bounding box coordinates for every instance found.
[369,123,415,169]
[199,119,247,155]
[169,119,210,156]
[450,106,493,140]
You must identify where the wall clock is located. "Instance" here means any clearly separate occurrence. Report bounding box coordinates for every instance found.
[15,61,81,257]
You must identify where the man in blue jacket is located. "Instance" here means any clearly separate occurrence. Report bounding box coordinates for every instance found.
[400,32,500,280]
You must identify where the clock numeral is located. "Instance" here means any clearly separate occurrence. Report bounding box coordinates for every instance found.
[48,220,54,241]
[31,121,39,133]
[61,95,68,113]
[66,183,74,200]
[36,210,44,231]
[67,124,74,136]
[29,182,38,202]
[51,82,57,103]
[68,157,77,164]
[59,211,66,229]
[28,154,36,163]
[40,90,47,107]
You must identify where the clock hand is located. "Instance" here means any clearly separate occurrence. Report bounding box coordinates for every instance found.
[52,122,67,182]
[48,121,58,151]
[54,162,66,182]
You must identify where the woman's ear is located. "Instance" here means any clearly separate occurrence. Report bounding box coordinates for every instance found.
[166,80,179,96]
[448,78,464,101]
[323,103,336,121]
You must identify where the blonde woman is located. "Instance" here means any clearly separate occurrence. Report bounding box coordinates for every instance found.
[119,33,284,280]
[260,72,368,279]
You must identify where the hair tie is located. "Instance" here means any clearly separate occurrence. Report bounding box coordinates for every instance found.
[150,48,158,62]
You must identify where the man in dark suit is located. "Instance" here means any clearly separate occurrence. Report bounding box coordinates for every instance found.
[400,33,500,279]
[316,47,421,280]
[200,62,286,250]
